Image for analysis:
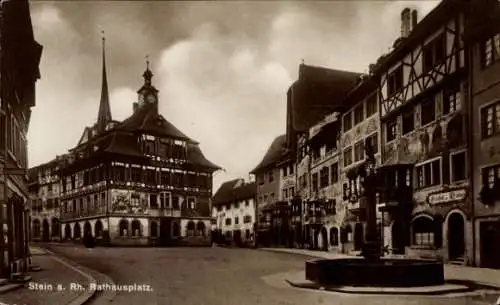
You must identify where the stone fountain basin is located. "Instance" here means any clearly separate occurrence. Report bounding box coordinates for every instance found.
[305,258,444,287]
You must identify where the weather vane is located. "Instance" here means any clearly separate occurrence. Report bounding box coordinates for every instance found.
[101,30,105,41]
[146,54,150,70]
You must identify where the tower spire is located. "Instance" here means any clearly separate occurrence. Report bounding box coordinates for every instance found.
[143,54,153,85]
[96,30,112,133]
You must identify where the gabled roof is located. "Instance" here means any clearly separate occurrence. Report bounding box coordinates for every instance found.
[187,144,221,170]
[287,64,362,133]
[250,134,287,174]
[116,103,195,142]
[212,179,257,205]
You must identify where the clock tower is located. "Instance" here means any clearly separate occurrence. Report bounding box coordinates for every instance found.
[137,56,159,110]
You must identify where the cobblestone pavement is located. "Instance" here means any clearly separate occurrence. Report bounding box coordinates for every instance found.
[44,244,500,305]
[0,251,90,305]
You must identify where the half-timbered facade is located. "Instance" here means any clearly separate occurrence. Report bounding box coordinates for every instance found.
[376,3,472,264]
[340,74,382,254]
[1,0,42,279]
[55,39,220,247]
[465,0,500,269]
[28,157,64,242]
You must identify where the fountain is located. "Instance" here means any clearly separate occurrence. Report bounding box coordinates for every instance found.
[304,144,444,287]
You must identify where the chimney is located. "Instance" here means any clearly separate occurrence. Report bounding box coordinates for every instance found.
[411,9,418,31]
[133,102,139,113]
[368,64,376,74]
[401,8,411,38]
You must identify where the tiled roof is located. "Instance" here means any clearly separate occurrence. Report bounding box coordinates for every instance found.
[116,103,195,142]
[288,64,362,133]
[212,179,257,205]
[250,134,287,174]
[187,144,221,170]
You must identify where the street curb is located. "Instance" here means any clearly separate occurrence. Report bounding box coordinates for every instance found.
[42,248,98,305]
[0,283,24,294]
[42,246,118,304]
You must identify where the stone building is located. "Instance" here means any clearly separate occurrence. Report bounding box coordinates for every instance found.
[0,0,42,279]
[250,135,286,247]
[211,179,257,246]
[465,0,500,268]
[340,74,381,254]
[28,157,65,242]
[375,3,472,264]
[33,38,220,247]
[306,111,344,251]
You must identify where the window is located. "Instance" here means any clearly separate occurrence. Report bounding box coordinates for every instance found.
[402,108,415,135]
[343,147,353,167]
[482,33,500,68]
[131,193,140,206]
[283,189,288,199]
[172,196,180,209]
[416,158,442,188]
[146,169,156,185]
[234,217,239,225]
[326,200,336,215]
[258,174,264,185]
[160,170,171,185]
[131,167,142,182]
[144,140,155,155]
[482,165,500,189]
[225,218,232,226]
[343,112,352,131]
[149,194,158,208]
[365,133,378,154]
[245,200,249,207]
[330,163,339,184]
[312,173,319,192]
[289,164,294,175]
[421,97,436,126]
[481,101,500,138]
[158,141,169,158]
[443,85,461,115]
[0,115,5,147]
[412,217,434,246]
[290,187,295,197]
[320,167,329,189]
[131,220,142,237]
[268,172,274,183]
[423,33,446,72]
[243,215,252,223]
[388,66,403,96]
[354,141,365,162]
[451,151,466,182]
[282,166,287,177]
[366,94,377,117]
[386,118,398,142]
[354,105,364,125]
[187,197,195,209]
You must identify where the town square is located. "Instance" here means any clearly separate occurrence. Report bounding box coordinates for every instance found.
[1,0,500,304]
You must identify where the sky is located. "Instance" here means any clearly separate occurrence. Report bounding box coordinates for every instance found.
[28,0,440,192]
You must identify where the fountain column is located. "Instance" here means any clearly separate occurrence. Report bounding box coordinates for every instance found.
[361,144,381,260]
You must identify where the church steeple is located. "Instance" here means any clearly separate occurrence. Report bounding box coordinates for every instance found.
[96,31,112,133]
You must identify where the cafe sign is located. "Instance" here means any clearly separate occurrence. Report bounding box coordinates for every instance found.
[428,188,467,205]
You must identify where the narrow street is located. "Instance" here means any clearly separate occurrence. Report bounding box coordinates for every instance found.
[43,245,499,305]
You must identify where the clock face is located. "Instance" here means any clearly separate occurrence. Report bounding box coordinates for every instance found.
[147,94,156,103]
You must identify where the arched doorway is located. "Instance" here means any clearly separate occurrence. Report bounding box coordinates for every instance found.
[73,223,81,239]
[448,212,465,261]
[131,220,142,237]
[150,221,158,238]
[84,221,92,238]
[64,224,71,240]
[186,221,195,237]
[42,219,50,242]
[391,220,405,254]
[51,218,60,239]
[354,223,364,251]
[172,222,180,237]
[119,219,129,236]
[330,227,339,246]
[320,227,328,251]
[94,220,103,238]
[196,221,206,237]
[32,219,41,240]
